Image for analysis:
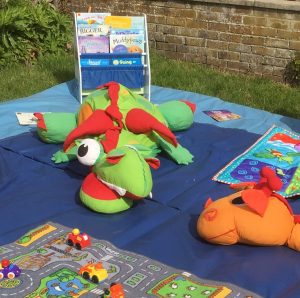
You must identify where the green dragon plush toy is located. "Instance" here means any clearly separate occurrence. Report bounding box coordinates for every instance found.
[35,82,196,213]
[78,141,160,213]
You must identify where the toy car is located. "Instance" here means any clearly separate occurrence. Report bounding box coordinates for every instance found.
[78,262,108,284]
[0,259,21,279]
[101,283,125,298]
[66,228,91,250]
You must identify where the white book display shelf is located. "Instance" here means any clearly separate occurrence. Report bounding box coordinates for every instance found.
[73,12,151,103]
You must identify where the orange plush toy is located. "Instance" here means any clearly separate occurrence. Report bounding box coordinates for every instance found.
[197,167,300,251]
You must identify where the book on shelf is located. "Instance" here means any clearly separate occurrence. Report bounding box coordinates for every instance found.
[110,34,144,53]
[104,16,144,30]
[78,35,109,54]
[76,12,111,25]
[77,24,110,36]
[110,29,144,35]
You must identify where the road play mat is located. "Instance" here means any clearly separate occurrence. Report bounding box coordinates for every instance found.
[213,126,300,198]
[0,222,259,298]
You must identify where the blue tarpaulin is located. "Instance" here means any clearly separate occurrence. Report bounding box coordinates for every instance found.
[0,81,300,297]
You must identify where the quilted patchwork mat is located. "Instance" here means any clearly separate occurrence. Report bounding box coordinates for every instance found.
[213,126,300,198]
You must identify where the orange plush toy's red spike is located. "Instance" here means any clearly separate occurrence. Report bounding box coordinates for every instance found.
[240,167,283,217]
[259,167,283,191]
[230,182,256,190]
[254,167,283,198]
[241,188,270,217]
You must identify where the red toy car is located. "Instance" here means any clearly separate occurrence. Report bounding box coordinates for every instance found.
[66,228,91,250]
[101,283,125,298]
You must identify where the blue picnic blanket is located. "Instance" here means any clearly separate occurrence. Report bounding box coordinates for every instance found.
[0,81,300,297]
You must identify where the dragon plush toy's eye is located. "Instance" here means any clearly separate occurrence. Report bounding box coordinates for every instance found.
[77,139,101,166]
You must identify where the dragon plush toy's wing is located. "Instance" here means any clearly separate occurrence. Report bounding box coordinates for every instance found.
[125,108,178,147]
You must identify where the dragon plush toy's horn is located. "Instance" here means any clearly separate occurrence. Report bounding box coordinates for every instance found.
[63,110,119,152]
[96,81,123,128]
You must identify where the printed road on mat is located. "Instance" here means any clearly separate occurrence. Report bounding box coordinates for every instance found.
[0,222,260,298]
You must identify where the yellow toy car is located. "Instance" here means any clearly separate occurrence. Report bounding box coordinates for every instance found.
[78,262,108,283]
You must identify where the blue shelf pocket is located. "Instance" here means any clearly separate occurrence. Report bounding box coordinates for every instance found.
[81,65,145,90]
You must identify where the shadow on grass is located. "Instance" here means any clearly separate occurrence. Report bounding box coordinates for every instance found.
[52,69,74,83]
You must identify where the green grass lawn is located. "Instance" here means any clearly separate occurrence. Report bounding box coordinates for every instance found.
[0,50,299,119]
[0,52,74,102]
[151,52,300,119]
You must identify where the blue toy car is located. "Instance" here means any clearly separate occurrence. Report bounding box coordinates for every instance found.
[0,259,21,279]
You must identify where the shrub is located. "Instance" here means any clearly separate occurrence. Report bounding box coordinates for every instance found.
[49,0,71,14]
[0,0,73,66]
[284,52,300,86]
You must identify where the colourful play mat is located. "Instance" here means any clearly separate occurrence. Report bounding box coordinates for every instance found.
[214,126,300,198]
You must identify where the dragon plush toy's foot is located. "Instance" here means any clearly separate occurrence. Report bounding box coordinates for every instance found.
[157,100,196,131]
[35,112,77,144]
[51,147,78,164]
[155,132,194,165]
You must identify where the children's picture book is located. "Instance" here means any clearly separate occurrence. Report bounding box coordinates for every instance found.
[78,36,109,54]
[203,109,241,122]
[110,29,144,35]
[76,12,111,25]
[16,112,41,125]
[104,16,144,30]
[77,24,110,36]
[110,34,144,53]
